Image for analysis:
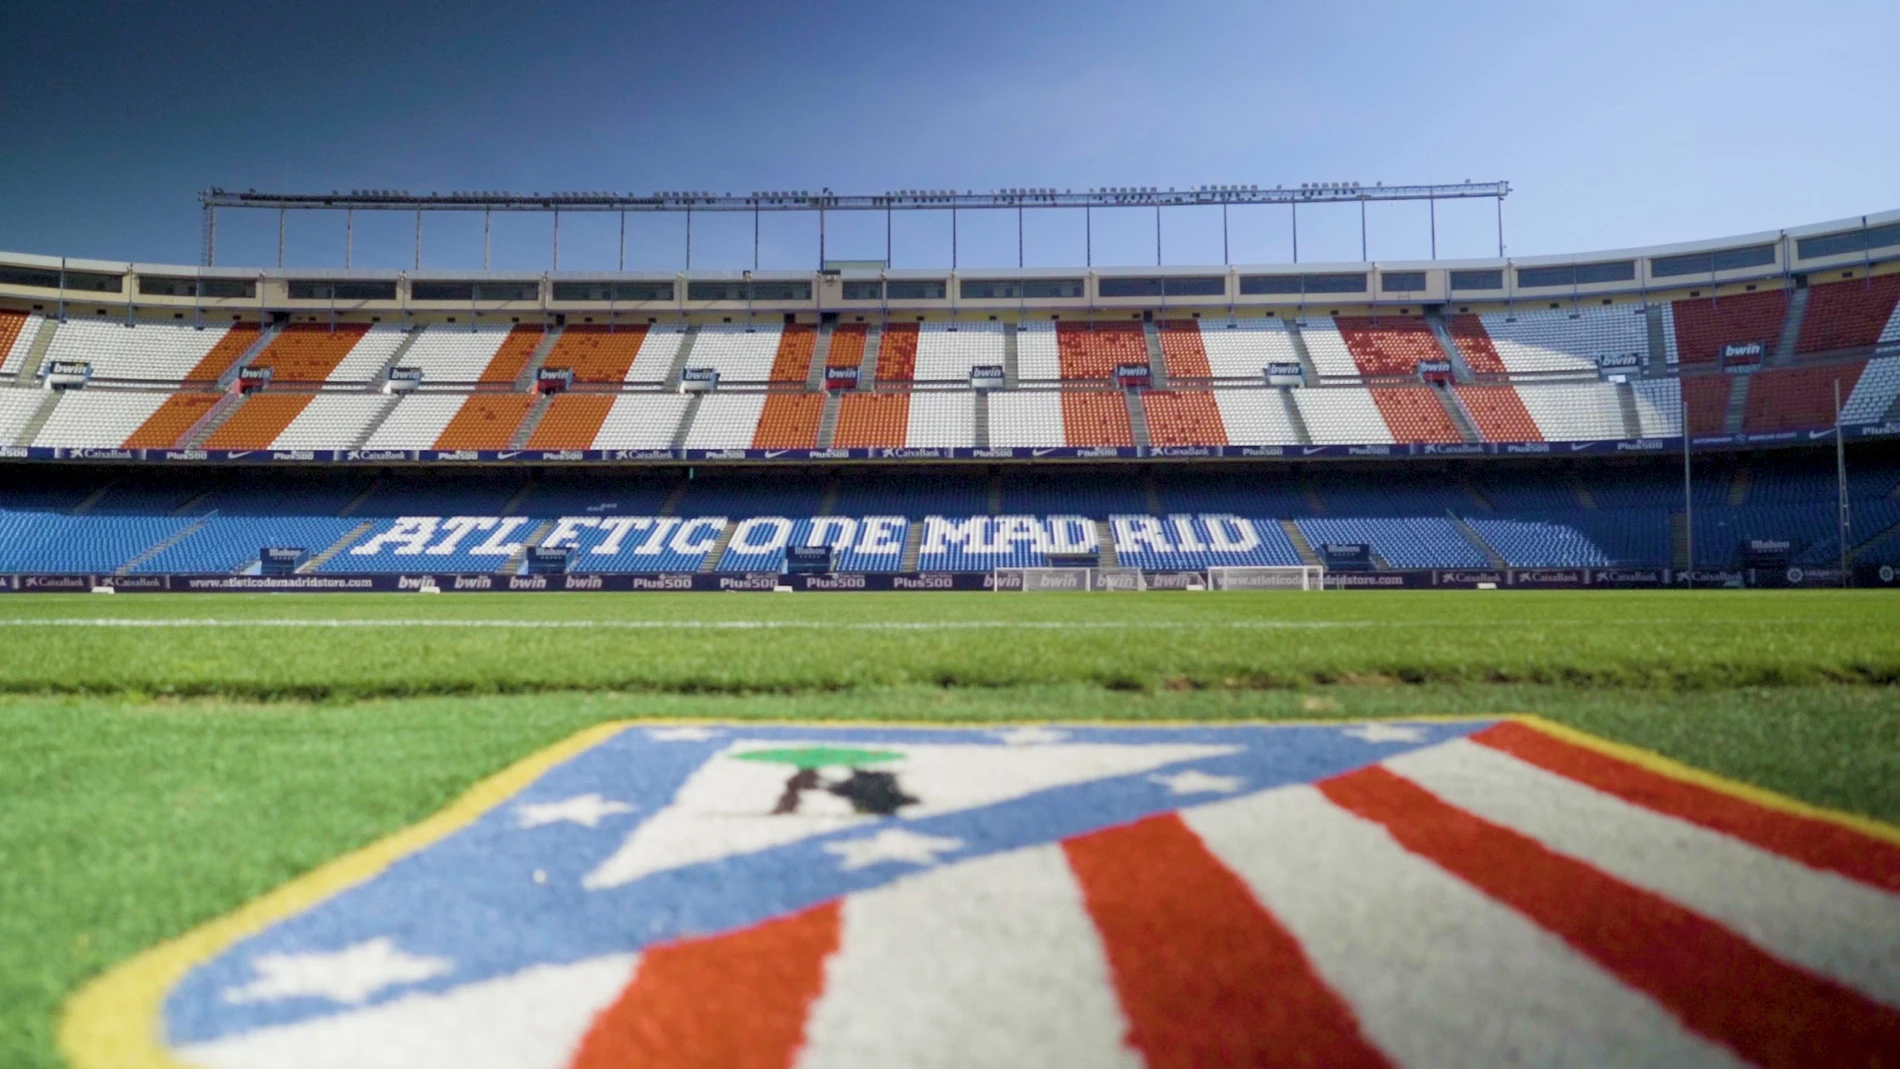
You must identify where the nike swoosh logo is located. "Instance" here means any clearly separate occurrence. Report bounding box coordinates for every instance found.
[1032,449,1057,457]
[498,451,522,459]
[226,451,252,459]
[1302,446,1325,455]
[765,450,790,458]
[1571,442,1592,451]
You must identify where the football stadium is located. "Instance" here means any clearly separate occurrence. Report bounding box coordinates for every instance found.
[5,5,1899,1067]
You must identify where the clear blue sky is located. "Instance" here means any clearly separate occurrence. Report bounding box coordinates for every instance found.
[2,0,1894,274]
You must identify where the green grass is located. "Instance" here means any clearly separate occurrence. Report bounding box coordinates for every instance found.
[3,590,1899,1067]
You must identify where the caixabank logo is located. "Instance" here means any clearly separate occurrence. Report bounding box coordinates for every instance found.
[63,719,1900,1068]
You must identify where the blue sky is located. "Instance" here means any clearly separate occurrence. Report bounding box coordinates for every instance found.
[2,0,1894,274]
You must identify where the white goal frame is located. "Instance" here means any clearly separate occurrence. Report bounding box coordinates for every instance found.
[992,567,1148,592]
[1205,565,1327,591]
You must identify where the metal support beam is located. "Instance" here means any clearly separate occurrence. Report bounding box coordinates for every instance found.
[1291,203,1299,264]
[552,207,561,271]
[1430,199,1437,260]
[1085,206,1091,267]
[202,204,217,266]
[1017,205,1024,268]
[753,207,760,271]
[1359,199,1367,262]
[885,206,892,267]
[483,209,491,271]
[685,207,693,270]
[277,208,286,268]
[1222,203,1229,265]
[345,208,354,269]
[619,210,626,272]
[413,210,422,271]
[1155,205,1162,266]
[819,206,826,268]
[951,205,958,269]
[1497,196,1505,258]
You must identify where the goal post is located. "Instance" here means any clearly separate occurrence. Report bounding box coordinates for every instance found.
[1206,565,1326,591]
[992,567,1148,591]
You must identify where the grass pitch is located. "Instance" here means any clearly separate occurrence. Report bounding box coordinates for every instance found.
[4,589,1899,1067]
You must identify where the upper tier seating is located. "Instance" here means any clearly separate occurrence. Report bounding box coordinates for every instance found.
[1629,378,1684,437]
[826,323,867,374]
[1477,306,1645,375]
[1454,385,1541,441]
[1742,362,1866,433]
[1333,316,1443,378]
[624,326,688,383]
[364,394,471,449]
[543,324,651,384]
[0,311,38,376]
[1465,518,1611,567]
[682,393,768,449]
[1142,391,1227,447]
[914,322,1004,381]
[593,394,692,449]
[1368,387,1461,443]
[266,395,391,449]
[395,324,513,383]
[875,323,919,382]
[988,391,1065,447]
[122,392,221,448]
[40,318,236,382]
[1291,387,1394,444]
[1513,382,1630,441]
[32,390,169,447]
[1795,275,1900,356]
[1169,318,1302,380]
[1667,291,1787,366]
[1212,388,1301,445]
[1057,322,1146,380]
[766,325,816,383]
[1841,356,1900,423]
[1447,315,1507,375]
[1060,391,1133,447]
[0,386,48,445]
[480,325,546,384]
[1015,323,1061,381]
[1296,319,1359,379]
[688,325,783,383]
[250,324,401,384]
[753,393,824,448]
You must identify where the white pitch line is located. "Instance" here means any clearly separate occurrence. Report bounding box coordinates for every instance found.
[0,617,1372,631]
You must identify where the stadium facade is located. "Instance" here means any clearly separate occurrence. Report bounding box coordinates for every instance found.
[0,209,1897,587]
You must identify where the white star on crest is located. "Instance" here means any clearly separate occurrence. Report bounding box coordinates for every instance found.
[516,793,635,829]
[222,938,452,1006]
[823,829,965,871]
[647,726,719,742]
[1342,723,1427,743]
[991,726,1069,746]
[1150,769,1246,795]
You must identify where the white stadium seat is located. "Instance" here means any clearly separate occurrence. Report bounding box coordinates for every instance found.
[395,325,510,383]
[1295,318,1360,379]
[1211,388,1300,444]
[41,318,232,382]
[682,393,768,448]
[987,391,1065,447]
[688,325,782,383]
[1014,322,1060,381]
[269,394,392,449]
[914,322,1005,382]
[1482,307,1647,375]
[31,389,169,447]
[594,394,691,449]
[1630,378,1684,437]
[626,327,688,383]
[364,394,469,449]
[1199,319,1301,379]
[907,392,978,447]
[1291,387,1393,443]
[1515,382,1630,440]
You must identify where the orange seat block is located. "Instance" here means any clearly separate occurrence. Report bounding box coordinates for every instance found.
[1057,322,1147,380]
[752,393,825,449]
[123,392,223,448]
[1743,362,1866,433]
[832,392,909,448]
[480,324,546,383]
[434,394,537,449]
[1796,275,1900,356]
[1157,321,1212,378]
[1061,391,1134,447]
[1448,315,1508,375]
[181,322,262,384]
[827,324,868,372]
[1682,376,1732,435]
[1368,387,1463,443]
[544,324,649,384]
[768,325,817,383]
[1142,390,1226,446]
[876,323,918,382]
[1671,291,1787,366]
[0,310,27,360]
[205,394,314,449]
[526,394,616,449]
[1454,386,1541,442]
[251,324,369,383]
[1335,317,1444,378]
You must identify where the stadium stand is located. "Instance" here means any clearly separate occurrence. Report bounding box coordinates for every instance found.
[1667,291,1787,366]
[1334,316,1442,378]
[916,515,1093,571]
[1842,356,1900,423]
[1142,390,1227,447]
[1180,318,1303,380]
[0,386,49,444]
[1475,307,1644,375]
[1446,315,1507,375]
[431,393,535,449]
[623,326,688,384]
[766,324,816,383]
[482,324,547,384]
[689,324,784,382]
[1514,382,1631,441]
[1156,321,1212,378]
[1297,318,1360,379]
[671,473,826,518]
[395,324,511,383]
[1453,385,1541,441]
[1057,322,1146,380]
[524,394,616,449]
[265,394,391,450]
[0,512,199,574]
[1296,517,1486,568]
[1212,388,1301,445]
[874,323,919,382]
[1465,518,1612,567]
[1015,323,1061,381]
[1630,379,1685,436]
[1742,362,1866,432]
[1060,390,1134,446]
[132,516,365,574]
[33,390,171,448]
[1795,275,1900,356]
[831,392,910,448]
[592,394,692,449]
[0,310,35,376]
[1682,376,1733,435]
[1106,514,1303,569]
[826,323,868,378]
[39,318,238,383]
[364,394,471,449]
[1368,387,1462,443]
[1292,387,1394,443]
[249,323,404,384]
[201,394,313,449]
[543,324,650,384]
[753,393,825,449]
[914,322,1003,382]
[681,393,767,449]
[120,392,223,449]
[988,391,1065,447]
[999,473,1149,516]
